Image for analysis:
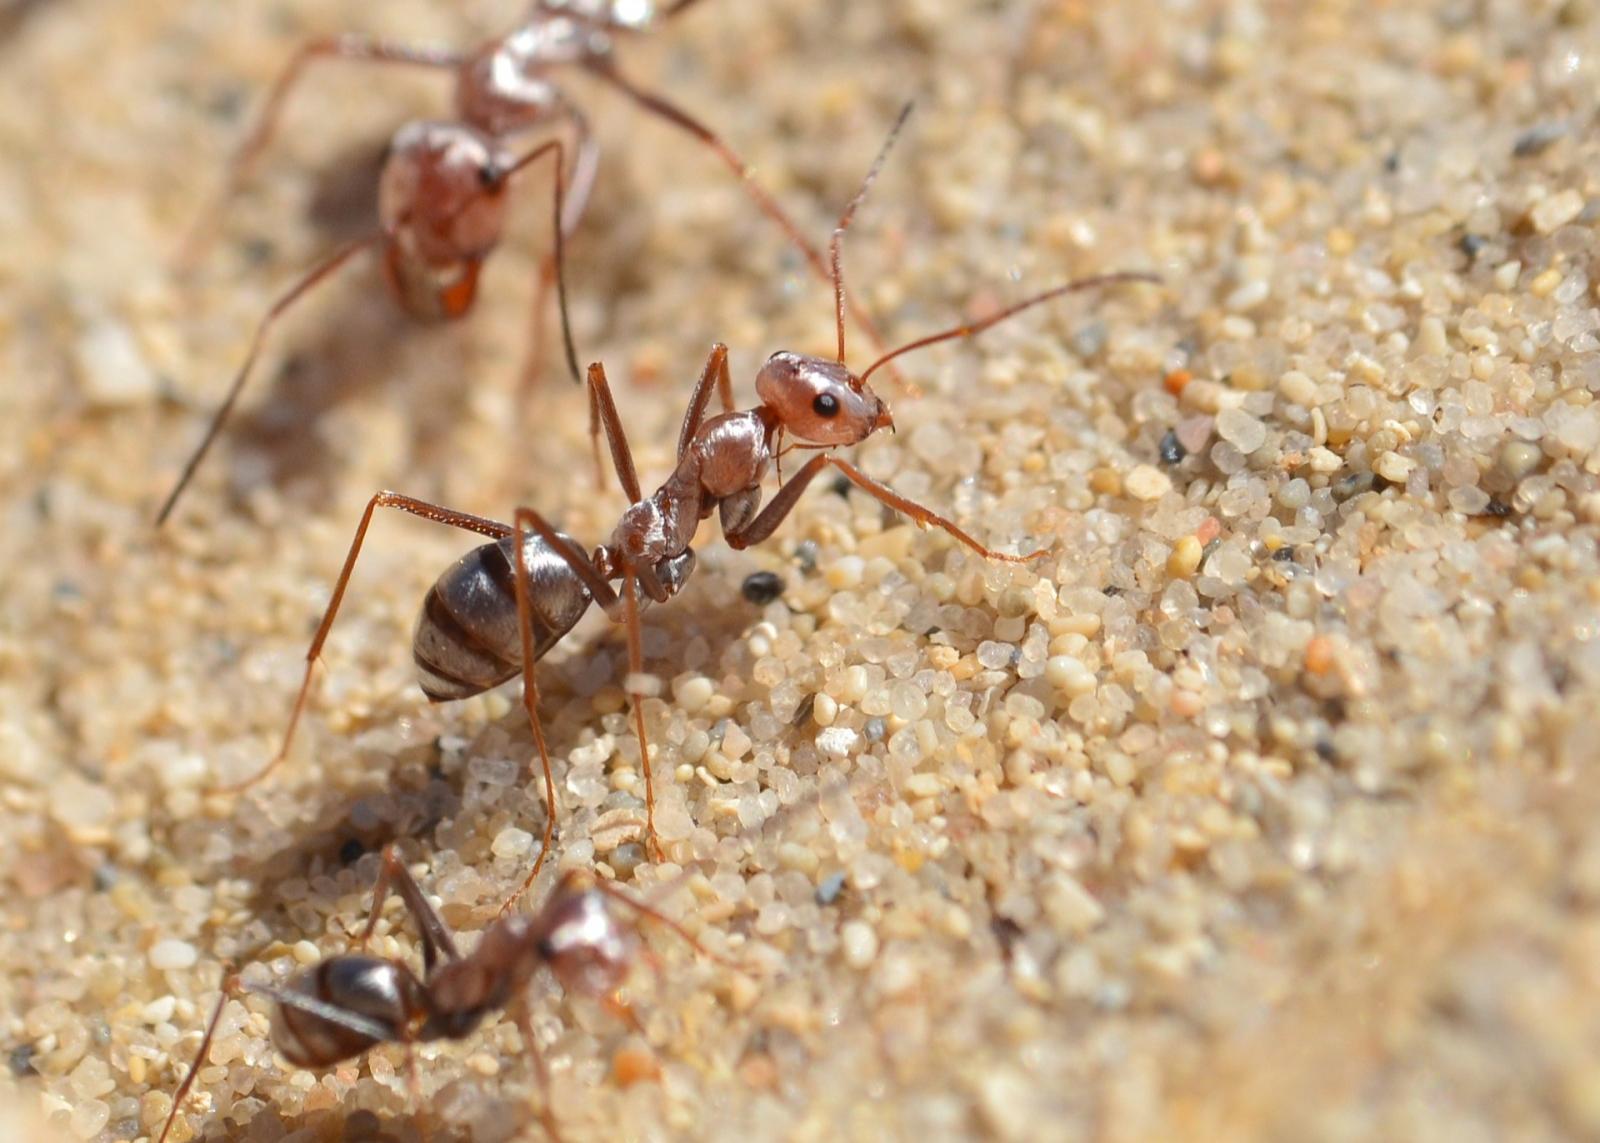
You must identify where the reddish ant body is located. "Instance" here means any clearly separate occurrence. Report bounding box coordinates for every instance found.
[154,843,734,1142]
[224,106,1155,898]
[157,0,885,524]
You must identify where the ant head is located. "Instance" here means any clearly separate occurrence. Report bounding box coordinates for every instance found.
[756,352,892,446]
[380,123,512,267]
[533,871,634,997]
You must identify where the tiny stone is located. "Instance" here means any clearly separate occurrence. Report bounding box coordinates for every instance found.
[1167,536,1203,578]
[491,827,534,859]
[1497,439,1543,481]
[977,641,1015,670]
[1529,188,1585,234]
[1046,655,1096,696]
[1215,407,1268,453]
[673,675,715,714]
[76,316,158,408]
[812,693,838,727]
[1373,451,1417,483]
[1159,429,1185,464]
[149,940,198,972]
[841,920,880,969]
[740,571,785,605]
[815,872,846,906]
[1125,464,1172,501]
[825,556,865,590]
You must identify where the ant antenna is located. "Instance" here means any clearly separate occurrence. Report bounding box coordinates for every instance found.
[832,102,915,366]
[858,270,1160,386]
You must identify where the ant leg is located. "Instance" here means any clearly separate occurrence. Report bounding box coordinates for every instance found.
[587,66,905,386]
[156,234,383,526]
[585,362,644,502]
[618,572,666,862]
[495,505,627,913]
[522,111,598,398]
[659,0,711,17]
[511,997,563,1142]
[498,507,569,915]
[215,492,514,793]
[356,844,462,975]
[674,343,733,462]
[177,35,464,271]
[511,113,595,398]
[727,454,1049,563]
[156,966,240,1143]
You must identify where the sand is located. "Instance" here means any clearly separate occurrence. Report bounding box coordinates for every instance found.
[5,0,1600,1140]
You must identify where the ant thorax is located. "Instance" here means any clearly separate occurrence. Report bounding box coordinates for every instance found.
[457,22,607,135]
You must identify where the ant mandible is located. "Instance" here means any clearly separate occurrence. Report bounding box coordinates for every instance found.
[222,104,1156,902]
[157,0,891,524]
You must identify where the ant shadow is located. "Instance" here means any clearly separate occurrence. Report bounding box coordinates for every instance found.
[196,138,481,516]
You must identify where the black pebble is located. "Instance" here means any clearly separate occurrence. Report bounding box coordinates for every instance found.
[1159,429,1186,465]
[741,570,785,605]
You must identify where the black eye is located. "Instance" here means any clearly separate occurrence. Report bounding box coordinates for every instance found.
[812,393,840,418]
[478,163,503,189]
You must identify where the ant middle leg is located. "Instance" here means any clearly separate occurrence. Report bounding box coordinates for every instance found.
[218,492,514,793]
[726,453,1050,563]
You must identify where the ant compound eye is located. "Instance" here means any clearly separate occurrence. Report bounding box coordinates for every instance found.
[812,393,840,418]
[478,163,503,189]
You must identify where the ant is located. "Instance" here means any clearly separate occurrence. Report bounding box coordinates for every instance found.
[154,842,739,1142]
[157,0,891,525]
[224,104,1156,899]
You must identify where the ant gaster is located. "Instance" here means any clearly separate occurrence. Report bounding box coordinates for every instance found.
[226,105,1156,901]
[154,842,735,1142]
[157,0,891,524]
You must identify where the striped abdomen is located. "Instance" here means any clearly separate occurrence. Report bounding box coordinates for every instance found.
[270,956,424,1068]
[413,531,594,702]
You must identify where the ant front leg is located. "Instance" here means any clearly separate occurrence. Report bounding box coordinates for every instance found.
[356,844,462,976]
[675,343,735,462]
[726,454,1050,563]
[585,361,645,500]
[619,572,667,862]
[177,35,464,272]
[216,492,514,793]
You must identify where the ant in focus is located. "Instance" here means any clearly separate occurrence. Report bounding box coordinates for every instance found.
[157,0,889,524]
[220,104,1156,902]
[154,842,742,1142]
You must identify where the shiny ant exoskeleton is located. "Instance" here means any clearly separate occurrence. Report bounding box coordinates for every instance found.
[157,0,888,524]
[221,105,1156,901]
[154,842,738,1142]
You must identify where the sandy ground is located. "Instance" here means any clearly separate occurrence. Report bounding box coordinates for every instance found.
[4,0,1600,1140]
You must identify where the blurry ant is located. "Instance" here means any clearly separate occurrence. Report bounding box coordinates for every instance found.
[157,0,890,525]
[154,843,737,1142]
[223,104,1156,895]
